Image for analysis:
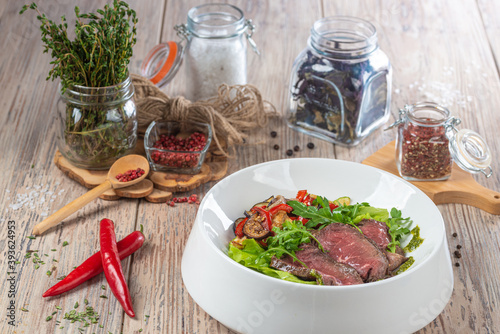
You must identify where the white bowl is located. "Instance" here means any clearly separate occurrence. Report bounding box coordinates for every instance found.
[182,158,453,334]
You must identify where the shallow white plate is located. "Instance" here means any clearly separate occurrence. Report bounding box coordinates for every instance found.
[182,158,453,334]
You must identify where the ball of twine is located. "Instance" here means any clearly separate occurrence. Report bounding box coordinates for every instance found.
[131,74,277,156]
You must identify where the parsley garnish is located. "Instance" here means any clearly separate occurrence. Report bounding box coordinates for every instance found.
[386,208,412,253]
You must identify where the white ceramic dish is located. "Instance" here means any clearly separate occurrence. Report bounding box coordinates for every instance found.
[182,158,453,334]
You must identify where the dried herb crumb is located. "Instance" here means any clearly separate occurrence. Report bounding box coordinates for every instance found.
[52,311,57,315]
[51,249,57,251]
[62,241,69,247]
[46,270,52,277]
[55,306,62,310]
[100,295,108,299]
[74,302,79,309]
[46,316,53,321]
[20,307,29,312]
[84,299,89,305]
[26,236,36,240]
[101,285,106,290]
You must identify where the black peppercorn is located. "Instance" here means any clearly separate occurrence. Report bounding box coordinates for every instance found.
[307,142,314,149]
[455,263,460,267]
[294,145,300,152]
[286,149,293,156]
[456,245,462,249]
[273,144,280,150]
[452,232,457,238]
[270,131,277,138]
[454,250,461,258]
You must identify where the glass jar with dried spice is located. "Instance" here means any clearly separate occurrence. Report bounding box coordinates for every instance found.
[287,16,391,146]
[389,102,493,181]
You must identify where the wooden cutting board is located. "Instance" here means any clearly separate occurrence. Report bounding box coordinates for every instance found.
[54,148,228,202]
[362,140,500,215]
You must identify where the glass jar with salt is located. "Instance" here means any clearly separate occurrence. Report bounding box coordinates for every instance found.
[141,4,259,101]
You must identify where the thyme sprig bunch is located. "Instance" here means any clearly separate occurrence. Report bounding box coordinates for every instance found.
[20,1,138,166]
[20,0,138,91]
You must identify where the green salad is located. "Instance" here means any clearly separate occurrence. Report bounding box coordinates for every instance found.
[228,190,418,285]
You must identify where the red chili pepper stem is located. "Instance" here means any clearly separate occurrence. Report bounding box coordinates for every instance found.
[100,219,135,318]
[43,231,145,298]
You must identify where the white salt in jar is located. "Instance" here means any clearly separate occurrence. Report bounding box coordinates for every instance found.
[141,4,259,101]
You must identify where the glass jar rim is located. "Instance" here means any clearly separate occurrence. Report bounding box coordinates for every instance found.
[59,75,134,105]
[187,3,246,38]
[310,16,378,56]
[406,102,451,126]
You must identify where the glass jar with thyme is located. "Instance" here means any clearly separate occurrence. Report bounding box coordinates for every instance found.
[287,16,392,146]
[20,0,138,169]
[57,78,137,169]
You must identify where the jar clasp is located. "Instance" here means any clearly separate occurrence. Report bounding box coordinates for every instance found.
[245,19,260,56]
[385,104,413,130]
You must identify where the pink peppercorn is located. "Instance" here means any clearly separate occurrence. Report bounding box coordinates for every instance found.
[151,132,207,169]
[116,168,145,182]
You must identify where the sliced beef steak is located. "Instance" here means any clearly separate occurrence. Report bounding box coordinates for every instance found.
[295,244,363,285]
[269,256,317,281]
[357,219,408,272]
[315,223,389,282]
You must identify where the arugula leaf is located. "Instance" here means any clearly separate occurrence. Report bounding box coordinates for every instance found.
[258,220,323,265]
[386,208,412,253]
[288,198,363,231]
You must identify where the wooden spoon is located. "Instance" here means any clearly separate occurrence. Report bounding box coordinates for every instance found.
[32,154,150,235]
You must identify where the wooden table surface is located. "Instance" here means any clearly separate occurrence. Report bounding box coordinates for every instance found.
[2,0,500,333]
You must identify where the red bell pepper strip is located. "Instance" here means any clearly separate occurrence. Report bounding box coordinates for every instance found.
[235,217,248,238]
[42,231,145,298]
[329,203,339,211]
[268,203,293,216]
[296,190,307,202]
[253,206,273,231]
[100,219,135,318]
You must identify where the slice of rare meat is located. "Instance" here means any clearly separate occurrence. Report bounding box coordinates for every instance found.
[357,219,408,272]
[269,256,317,281]
[295,243,363,285]
[315,223,389,282]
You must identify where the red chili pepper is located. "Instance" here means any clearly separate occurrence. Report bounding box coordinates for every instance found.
[253,206,273,231]
[235,217,248,238]
[100,219,135,318]
[42,231,145,298]
[268,203,293,216]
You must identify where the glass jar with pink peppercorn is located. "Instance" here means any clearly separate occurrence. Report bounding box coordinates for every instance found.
[144,121,212,174]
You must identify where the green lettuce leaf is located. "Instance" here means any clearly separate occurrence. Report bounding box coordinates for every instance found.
[227,239,316,284]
